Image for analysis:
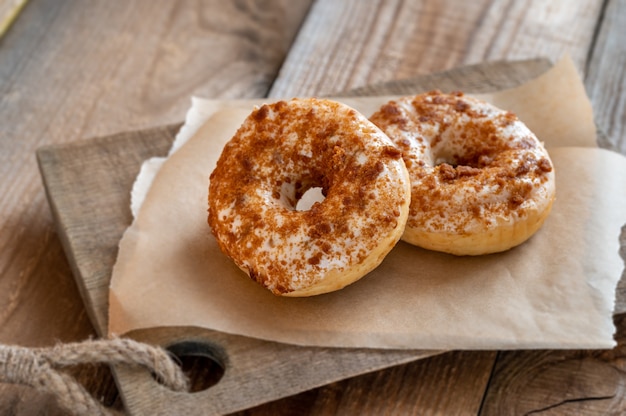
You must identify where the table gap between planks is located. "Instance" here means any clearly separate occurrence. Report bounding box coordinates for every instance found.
[1,0,625,414]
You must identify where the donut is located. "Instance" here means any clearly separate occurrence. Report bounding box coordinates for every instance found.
[369,91,556,256]
[208,98,411,296]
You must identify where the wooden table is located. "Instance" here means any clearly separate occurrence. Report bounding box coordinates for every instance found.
[1,0,625,414]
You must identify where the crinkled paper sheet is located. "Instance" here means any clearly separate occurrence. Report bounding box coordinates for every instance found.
[109,57,626,350]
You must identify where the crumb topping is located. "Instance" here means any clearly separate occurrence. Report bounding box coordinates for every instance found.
[209,98,408,295]
[369,90,555,235]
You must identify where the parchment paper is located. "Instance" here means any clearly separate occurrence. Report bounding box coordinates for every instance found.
[109,56,626,350]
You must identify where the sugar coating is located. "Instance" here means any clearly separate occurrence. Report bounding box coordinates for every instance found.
[208,98,408,295]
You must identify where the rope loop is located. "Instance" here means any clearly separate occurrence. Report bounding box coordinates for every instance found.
[0,338,189,415]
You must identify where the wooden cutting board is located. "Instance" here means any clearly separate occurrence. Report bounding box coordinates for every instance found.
[37,58,554,415]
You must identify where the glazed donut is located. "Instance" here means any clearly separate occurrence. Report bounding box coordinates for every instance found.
[369,91,556,256]
[208,98,411,296]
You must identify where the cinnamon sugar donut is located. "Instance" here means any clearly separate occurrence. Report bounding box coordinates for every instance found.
[208,98,411,296]
[370,91,555,255]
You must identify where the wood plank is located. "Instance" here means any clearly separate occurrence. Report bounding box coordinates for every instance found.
[481,315,626,415]
[37,125,181,334]
[115,328,437,415]
[269,0,603,98]
[0,0,311,412]
[240,351,497,416]
[585,0,626,154]
[335,57,552,97]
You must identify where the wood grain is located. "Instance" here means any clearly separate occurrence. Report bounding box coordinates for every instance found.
[38,125,181,334]
[268,0,603,98]
[0,0,311,412]
[585,0,626,154]
[481,315,626,415]
[240,350,497,416]
[116,328,437,415]
[335,57,551,97]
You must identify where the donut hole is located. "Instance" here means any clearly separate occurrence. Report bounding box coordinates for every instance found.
[433,151,460,167]
[432,143,495,170]
[432,148,472,168]
[295,186,325,211]
[430,119,503,169]
[431,134,472,168]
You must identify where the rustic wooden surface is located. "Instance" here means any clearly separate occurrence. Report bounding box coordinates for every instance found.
[1,0,625,414]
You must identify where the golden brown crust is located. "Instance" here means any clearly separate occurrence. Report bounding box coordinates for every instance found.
[370,91,556,255]
[208,98,410,295]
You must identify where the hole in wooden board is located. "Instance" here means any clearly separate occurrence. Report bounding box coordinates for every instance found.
[162,341,226,392]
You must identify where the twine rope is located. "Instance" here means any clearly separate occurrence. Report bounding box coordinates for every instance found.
[0,337,188,415]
